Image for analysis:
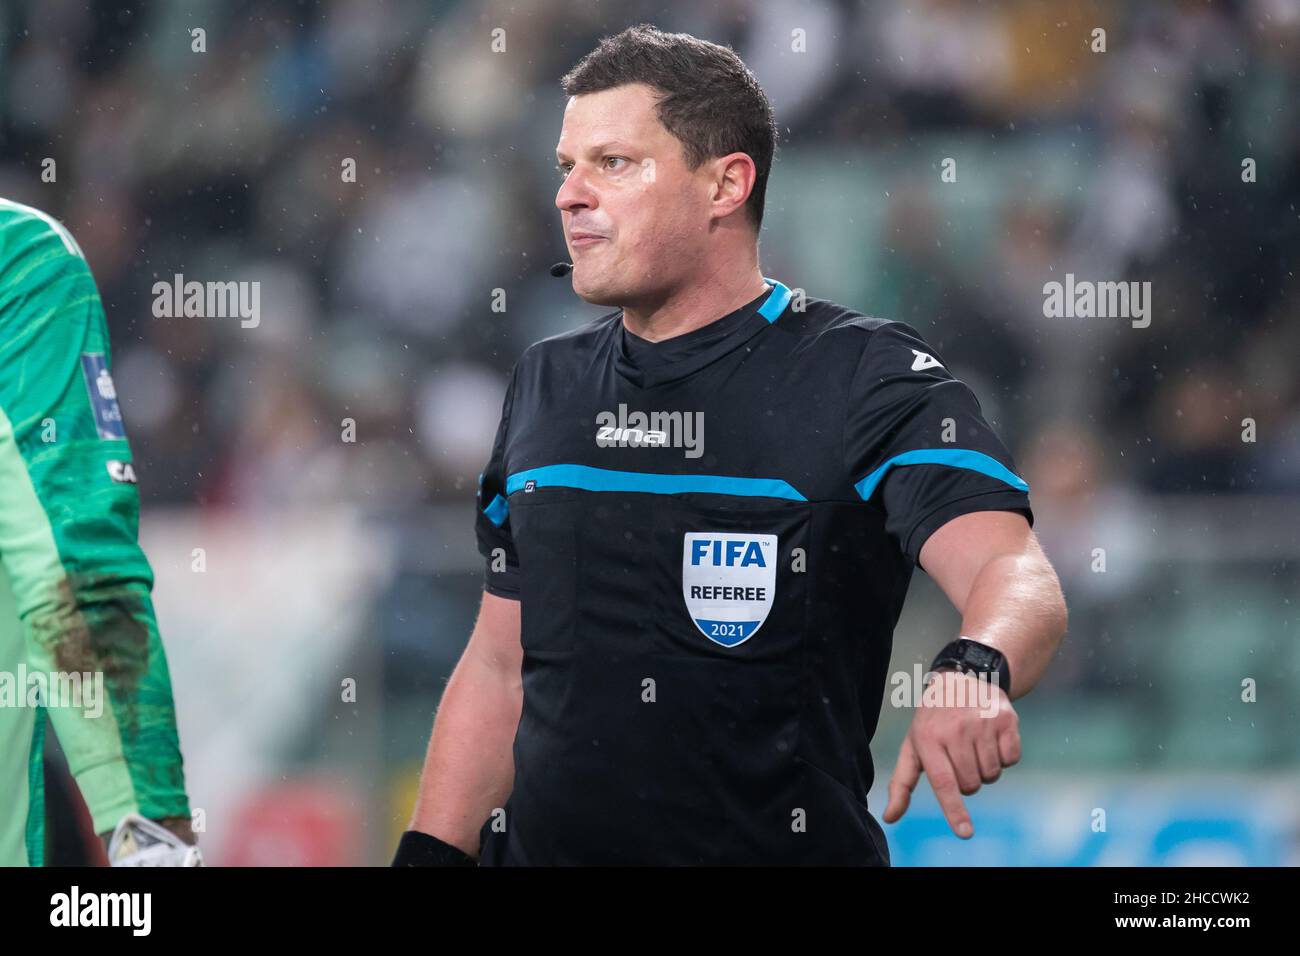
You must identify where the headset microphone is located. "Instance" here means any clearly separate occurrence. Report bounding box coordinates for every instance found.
[549,262,574,277]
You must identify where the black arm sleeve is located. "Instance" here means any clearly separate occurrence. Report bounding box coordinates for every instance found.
[843,321,1034,566]
[474,363,521,600]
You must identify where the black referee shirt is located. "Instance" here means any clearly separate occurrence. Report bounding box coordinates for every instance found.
[473,277,1033,865]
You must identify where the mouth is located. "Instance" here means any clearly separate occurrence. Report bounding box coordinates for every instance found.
[570,232,608,249]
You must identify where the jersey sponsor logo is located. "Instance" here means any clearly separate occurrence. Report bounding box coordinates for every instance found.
[596,404,704,459]
[910,349,944,371]
[79,353,126,440]
[596,424,669,445]
[106,460,137,484]
[682,532,777,647]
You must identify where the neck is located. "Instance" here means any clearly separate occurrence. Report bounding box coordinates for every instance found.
[621,263,769,343]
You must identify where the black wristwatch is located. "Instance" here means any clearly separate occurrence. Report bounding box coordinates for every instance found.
[929,637,1011,697]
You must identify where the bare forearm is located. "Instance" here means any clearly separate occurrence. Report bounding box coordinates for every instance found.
[408,652,522,856]
[955,549,1067,699]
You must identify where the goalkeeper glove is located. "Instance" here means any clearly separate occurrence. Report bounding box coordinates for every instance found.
[107,813,205,867]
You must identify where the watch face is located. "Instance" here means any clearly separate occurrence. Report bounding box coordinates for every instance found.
[961,640,1000,668]
[931,641,1006,688]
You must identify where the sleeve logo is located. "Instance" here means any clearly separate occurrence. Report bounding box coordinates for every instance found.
[106,460,137,484]
[79,353,126,440]
[910,349,944,371]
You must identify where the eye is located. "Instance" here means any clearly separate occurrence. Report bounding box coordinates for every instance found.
[556,162,573,179]
[603,155,628,170]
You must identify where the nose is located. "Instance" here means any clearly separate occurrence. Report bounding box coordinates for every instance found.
[555,163,597,216]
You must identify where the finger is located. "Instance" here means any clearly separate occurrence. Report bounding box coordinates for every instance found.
[882,735,922,823]
[917,740,973,838]
[997,725,1022,767]
[944,735,983,796]
[974,733,1003,783]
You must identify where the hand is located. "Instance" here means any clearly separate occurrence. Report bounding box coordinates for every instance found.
[882,669,1021,838]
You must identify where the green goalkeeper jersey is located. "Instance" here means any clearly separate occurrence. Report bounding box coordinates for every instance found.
[0,198,190,866]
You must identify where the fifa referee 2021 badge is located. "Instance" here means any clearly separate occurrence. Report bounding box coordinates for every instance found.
[394,25,1068,867]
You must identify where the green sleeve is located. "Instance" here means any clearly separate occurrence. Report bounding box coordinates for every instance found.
[0,199,190,834]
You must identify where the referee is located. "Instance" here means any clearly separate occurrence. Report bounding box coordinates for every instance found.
[395,25,1068,867]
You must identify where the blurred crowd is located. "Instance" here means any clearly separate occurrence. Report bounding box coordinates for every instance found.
[1,0,1296,517]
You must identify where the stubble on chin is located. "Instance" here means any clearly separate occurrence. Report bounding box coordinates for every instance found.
[572,269,624,307]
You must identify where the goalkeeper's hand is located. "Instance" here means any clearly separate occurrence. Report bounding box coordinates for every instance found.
[107,813,205,867]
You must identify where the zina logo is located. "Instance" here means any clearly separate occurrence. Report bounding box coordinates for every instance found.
[595,404,704,459]
[681,532,777,647]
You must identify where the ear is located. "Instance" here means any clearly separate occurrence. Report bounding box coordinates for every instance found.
[708,152,757,222]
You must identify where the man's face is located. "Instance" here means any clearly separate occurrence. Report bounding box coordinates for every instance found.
[554,83,712,306]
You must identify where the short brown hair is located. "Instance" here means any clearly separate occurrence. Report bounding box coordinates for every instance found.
[560,24,778,232]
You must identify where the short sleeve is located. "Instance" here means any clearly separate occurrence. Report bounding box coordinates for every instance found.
[475,363,521,600]
[843,321,1033,566]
